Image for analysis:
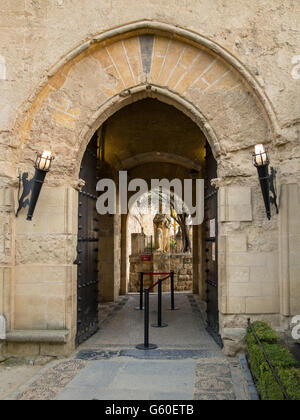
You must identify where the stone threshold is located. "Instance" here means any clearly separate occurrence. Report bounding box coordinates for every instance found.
[5,330,69,344]
[76,348,223,361]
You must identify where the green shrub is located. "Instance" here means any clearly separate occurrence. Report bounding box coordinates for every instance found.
[263,343,299,369]
[247,342,264,381]
[259,362,285,401]
[278,367,300,401]
[246,321,300,400]
[246,321,278,345]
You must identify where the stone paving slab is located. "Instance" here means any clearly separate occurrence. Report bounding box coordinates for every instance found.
[56,387,192,401]
[7,294,252,401]
[11,354,248,401]
[80,294,218,350]
[55,359,196,400]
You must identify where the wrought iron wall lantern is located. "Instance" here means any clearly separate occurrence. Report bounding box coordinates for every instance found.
[16,151,55,221]
[253,144,278,220]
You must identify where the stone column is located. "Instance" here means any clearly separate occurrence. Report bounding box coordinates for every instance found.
[279,184,300,320]
[0,186,14,359]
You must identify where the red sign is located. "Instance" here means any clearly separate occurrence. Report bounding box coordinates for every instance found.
[141,254,152,262]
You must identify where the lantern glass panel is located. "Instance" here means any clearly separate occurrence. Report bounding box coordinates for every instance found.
[254,144,268,167]
[35,151,53,171]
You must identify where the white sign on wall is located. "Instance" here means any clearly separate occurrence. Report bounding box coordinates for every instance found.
[0,315,6,340]
[210,219,216,238]
[0,56,6,80]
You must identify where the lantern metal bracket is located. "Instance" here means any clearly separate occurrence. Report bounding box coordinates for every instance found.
[16,172,34,217]
[269,167,279,215]
[253,145,279,220]
[16,152,54,221]
[256,165,279,220]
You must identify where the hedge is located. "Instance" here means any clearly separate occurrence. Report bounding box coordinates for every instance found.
[246,321,300,400]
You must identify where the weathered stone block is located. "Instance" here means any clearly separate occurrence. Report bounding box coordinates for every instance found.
[226,235,248,253]
[4,343,40,357]
[219,186,252,222]
[227,297,246,314]
[246,297,280,314]
[227,266,250,283]
[222,327,246,342]
[229,282,262,298]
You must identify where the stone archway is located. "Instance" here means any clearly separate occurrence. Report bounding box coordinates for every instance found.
[8,22,279,356]
[14,22,275,174]
[96,96,209,304]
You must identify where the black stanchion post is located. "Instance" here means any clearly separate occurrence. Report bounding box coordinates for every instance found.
[136,289,157,350]
[140,272,144,309]
[135,272,144,310]
[152,280,168,328]
[171,272,175,310]
[169,271,179,310]
[158,280,162,326]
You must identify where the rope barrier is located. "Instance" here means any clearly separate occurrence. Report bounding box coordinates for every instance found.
[136,272,174,310]
[143,273,172,276]
[148,274,171,291]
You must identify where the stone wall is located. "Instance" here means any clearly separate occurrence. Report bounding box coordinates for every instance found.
[0,1,299,357]
[129,251,193,293]
[218,184,280,354]
[2,186,78,357]
[1,1,298,136]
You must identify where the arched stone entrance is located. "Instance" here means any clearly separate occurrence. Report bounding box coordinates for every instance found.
[5,22,284,357]
[76,97,215,345]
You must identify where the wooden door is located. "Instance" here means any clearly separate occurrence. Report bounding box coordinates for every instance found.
[75,134,99,346]
[204,144,219,335]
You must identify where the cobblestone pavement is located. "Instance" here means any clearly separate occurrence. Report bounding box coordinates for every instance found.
[12,360,87,401]
[194,359,237,400]
[6,294,251,400]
